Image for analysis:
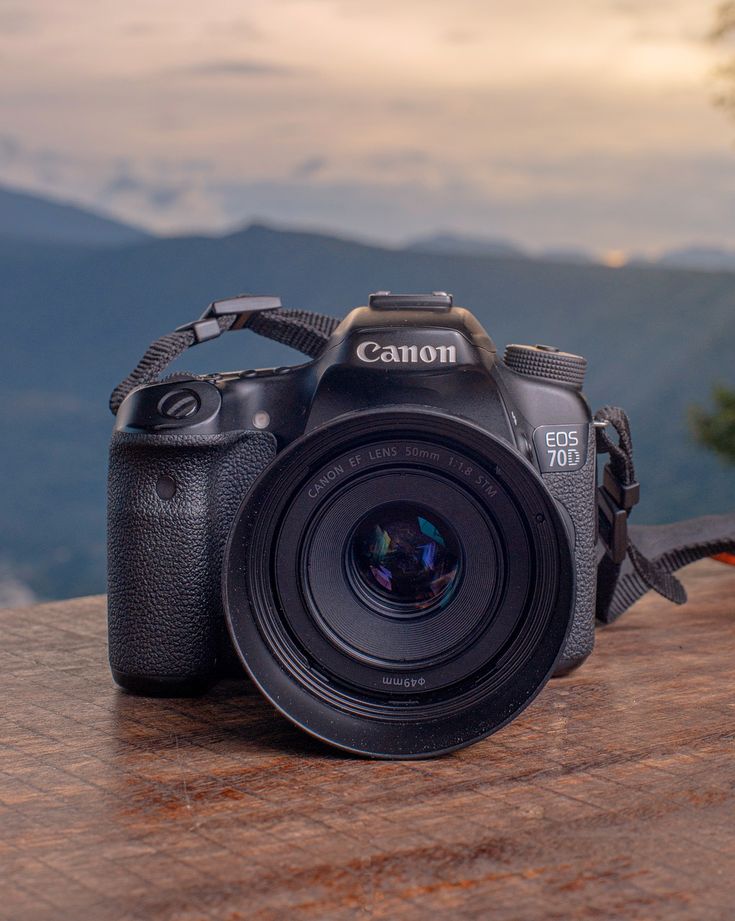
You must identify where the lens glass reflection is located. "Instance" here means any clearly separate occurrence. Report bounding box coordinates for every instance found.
[349,503,461,612]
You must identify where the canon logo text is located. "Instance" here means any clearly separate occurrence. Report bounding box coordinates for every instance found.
[355,341,457,364]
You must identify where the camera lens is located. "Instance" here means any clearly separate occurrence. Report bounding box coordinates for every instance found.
[224,409,575,759]
[348,503,461,614]
[300,469,500,669]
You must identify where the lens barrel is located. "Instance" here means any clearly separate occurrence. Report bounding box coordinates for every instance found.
[223,408,575,758]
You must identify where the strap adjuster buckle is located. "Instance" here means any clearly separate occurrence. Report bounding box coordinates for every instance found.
[597,463,640,565]
[176,294,282,342]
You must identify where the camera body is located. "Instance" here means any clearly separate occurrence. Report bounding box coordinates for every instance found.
[108,292,597,755]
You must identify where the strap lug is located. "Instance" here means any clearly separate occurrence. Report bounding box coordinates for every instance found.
[207,294,281,330]
[598,487,629,564]
[602,464,640,510]
[176,294,282,340]
[597,462,641,565]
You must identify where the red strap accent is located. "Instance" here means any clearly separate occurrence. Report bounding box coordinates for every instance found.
[713,552,735,566]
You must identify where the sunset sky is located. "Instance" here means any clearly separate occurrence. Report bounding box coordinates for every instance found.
[1,0,734,256]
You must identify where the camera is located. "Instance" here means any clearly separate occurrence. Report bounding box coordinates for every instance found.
[108,291,597,758]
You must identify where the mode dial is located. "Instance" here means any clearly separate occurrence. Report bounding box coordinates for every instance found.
[503,343,587,389]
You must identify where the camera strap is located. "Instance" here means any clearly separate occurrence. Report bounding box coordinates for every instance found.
[593,406,735,623]
[109,295,339,415]
[109,296,735,623]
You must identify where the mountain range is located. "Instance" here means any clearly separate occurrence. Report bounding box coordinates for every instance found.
[1,186,734,602]
[0,185,151,247]
[407,231,735,271]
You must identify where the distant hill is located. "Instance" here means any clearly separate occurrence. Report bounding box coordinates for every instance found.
[0,185,151,246]
[405,232,735,271]
[405,232,595,265]
[653,245,735,272]
[405,232,526,259]
[539,246,594,265]
[1,206,734,601]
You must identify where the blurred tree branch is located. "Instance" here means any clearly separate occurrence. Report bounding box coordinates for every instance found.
[691,385,735,466]
[711,2,735,41]
[710,3,735,110]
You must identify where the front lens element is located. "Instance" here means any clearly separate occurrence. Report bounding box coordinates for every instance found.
[349,503,461,612]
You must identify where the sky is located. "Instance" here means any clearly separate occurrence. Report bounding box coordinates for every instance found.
[1,0,734,257]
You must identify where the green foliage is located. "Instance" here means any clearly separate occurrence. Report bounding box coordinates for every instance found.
[691,385,735,465]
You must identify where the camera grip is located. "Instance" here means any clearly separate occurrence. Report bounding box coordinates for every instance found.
[107,429,276,694]
[542,426,597,675]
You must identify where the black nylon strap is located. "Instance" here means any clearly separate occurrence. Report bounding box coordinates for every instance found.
[596,405,636,487]
[603,515,735,623]
[248,309,340,357]
[594,406,735,623]
[110,306,339,415]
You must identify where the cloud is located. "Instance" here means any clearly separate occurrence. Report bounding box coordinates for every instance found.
[0,137,221,230]
[177,59,304,78]
[0,134,20,166]
[442,29,479,45]
[203,18,262,40]
[103,172,184,209]
[0,0,728,252]
[608,0,710,42]
[291,156,329,179]
[4,122,735,254]
[210,147,735,252]
[0,5,36,34]
[365,150,431,169]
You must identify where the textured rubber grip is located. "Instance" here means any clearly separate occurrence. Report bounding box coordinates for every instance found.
[542,426,597,675]
[107,429,276,692]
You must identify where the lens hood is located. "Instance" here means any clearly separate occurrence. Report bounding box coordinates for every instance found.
[223,408,575,758]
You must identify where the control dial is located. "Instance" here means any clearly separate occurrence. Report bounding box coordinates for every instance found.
[157,388,201,419]
[503,343,587,389]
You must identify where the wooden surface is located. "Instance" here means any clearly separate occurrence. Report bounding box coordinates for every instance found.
[2,560,735,921]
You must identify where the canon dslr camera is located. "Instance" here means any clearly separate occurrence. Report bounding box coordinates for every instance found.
[108,291,598,758]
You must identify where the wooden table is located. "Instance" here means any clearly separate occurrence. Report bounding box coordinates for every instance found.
[2,560,734,920]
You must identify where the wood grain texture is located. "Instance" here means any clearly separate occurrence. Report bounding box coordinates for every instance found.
[1,559,734,921]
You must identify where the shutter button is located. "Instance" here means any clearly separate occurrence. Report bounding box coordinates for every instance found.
[157,389,201,419]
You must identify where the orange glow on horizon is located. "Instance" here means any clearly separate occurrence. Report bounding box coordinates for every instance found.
[602,250,628,268]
